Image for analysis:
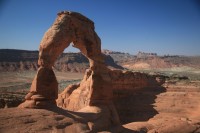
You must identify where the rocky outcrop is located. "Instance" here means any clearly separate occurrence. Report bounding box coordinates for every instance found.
[19,11,122,130]
[56,70,164,126]
[19,11,121,108]
[57,70,162,111]
[19,67,58,108]
[17,11,164,132]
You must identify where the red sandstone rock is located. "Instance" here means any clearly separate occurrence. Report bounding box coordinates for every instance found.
[17,10,164,132]
[19,11,121,129]
[19,67,58,108]
[57,69,161,111]
[20,11,113,108]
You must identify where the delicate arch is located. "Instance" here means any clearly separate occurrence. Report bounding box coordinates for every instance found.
[19,11,110,109]
[38,11,105,71]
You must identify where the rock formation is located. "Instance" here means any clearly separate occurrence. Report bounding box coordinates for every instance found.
[18,11,124,130]
[57,70,162,110]
[18,11,163,131]
[18,11,109,108]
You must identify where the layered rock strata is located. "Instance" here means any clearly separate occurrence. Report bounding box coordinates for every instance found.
[57,70,162,111]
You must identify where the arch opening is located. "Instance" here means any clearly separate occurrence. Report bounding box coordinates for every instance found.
[54,43,87,94]
[54,43,89,73]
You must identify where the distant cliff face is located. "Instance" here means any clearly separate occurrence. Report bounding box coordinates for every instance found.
[0,49,123,72]
[121,55,200,70]
[136,51,157,58]
[0,49,38,71]
[0,49,200,72]
[102,50,200,70]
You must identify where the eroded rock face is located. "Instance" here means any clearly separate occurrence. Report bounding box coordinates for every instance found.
[18,11,121,129]
[38,11,104,71]
[18,11,162,132]
[19,11,111,108]
[57,70,161,111]
[57,68,114,111]
[19,67,58,108]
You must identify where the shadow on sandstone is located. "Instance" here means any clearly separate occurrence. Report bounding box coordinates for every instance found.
[45,105,96,122]
[44,106,139,132]
[113,86,166,124]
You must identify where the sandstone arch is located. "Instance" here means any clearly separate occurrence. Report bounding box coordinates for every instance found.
[18,11,163,131]
[38,11,104,71]
[19,11,112,108]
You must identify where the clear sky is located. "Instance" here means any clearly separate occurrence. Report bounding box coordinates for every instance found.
[0,0,200,55]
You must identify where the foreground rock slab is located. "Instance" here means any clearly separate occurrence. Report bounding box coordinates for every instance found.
[123,82,200,133]
[1,98,200,133]
[0,107,124,133]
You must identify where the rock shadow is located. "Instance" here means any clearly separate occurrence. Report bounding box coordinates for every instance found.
[113,86,166,124]
[45,106,99,123]
[45,106,140,132]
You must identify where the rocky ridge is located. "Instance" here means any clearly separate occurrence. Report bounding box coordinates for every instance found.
[103,50,200,70]
[1,49,200,72]
[0,49,123,72]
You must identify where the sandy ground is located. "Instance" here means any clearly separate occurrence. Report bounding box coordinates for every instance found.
[0,71,84,107]
[0,71,84,88]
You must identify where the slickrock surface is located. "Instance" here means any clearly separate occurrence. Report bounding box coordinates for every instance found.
[0,107,123,133]
[123,81,200,133]
[1,81,200,133]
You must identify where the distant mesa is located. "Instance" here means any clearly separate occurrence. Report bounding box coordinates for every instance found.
[102,49,129,55]
[136,51,157,58]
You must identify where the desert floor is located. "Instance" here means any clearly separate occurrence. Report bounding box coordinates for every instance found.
[0,69,200,132]
[0,71,84,107]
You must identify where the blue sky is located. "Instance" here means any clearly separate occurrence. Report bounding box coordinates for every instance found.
[0,0,200,55]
